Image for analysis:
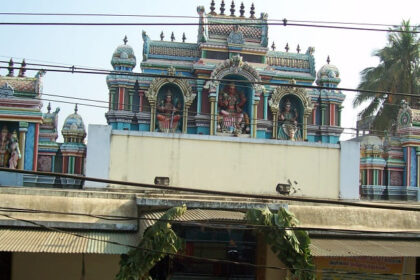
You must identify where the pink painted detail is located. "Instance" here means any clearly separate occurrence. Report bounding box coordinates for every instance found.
[33,123,39,171]
[118,88,125,110]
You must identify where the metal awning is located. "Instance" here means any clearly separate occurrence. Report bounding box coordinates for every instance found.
[310,238,420,257]
[140,209,246,237]
[0,228,139,254]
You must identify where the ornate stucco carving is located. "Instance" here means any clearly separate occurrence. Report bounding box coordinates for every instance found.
[269,82,313,116]
[145,67,196,107]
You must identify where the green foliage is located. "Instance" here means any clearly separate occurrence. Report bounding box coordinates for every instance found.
[353,20,419,132]
[246,207,315,280]
[116,205,187,280]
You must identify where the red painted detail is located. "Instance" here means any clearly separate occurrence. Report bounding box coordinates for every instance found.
[118,88,125,110]
[139,90,144,112]
[62,157,68,173]
[257,99,264,120]
[33,123,39,171]
[75,157,82,175]
[201,90,210,114]
[312,106,317,125]
[330,104,335,126]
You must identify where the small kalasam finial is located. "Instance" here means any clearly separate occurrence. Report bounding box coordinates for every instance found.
[285,43,289,52]
[230,1,235,16]
[74,103,78,114]
[18,59,27,77]
[250,3,255,18]
[296,44,301,53]
[123,35,128,45]
[160,31,164,41]
[7,58,14,77]
[327,55,330,64]
[220,0,225,15]
[271,41,276,51]
[171,32,175,42]
[182,32,186,43]
[47,102,51,113]
[210,0,216,15]
[239,2,245,17]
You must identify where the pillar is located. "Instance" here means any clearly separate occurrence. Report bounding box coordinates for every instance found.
[263,93,269,120]
[196,80,205,115]
[33,123,39,171]
[320,103,327,125]
[252,102,258,138]
[209,96,216,135]
[417,147,420,187]
[18,122,28,170]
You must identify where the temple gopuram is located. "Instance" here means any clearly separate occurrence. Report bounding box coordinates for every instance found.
[0,60,86,187]
[106,1,345,144]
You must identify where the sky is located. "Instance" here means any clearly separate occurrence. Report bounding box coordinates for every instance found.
[0,0,419,141]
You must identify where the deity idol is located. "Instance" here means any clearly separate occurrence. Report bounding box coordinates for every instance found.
[218,82,248,134]
[8,131,21,169]
[156,90,181,133]
[0,126,10,167]
[278,100,301,141]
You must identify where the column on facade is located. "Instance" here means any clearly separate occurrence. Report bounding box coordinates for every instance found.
[417,147,420,187]
[329,103,335,126]
[196,80,205,115]
[312,104,317,125]
[263,92,269,120]
[320,103,327,125]
[139,90,144,112]
[33,123,39,171]
[18,122,28,170]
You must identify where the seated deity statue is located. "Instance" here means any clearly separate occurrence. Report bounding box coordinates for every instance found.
[8,131,21,169]
[156,90,181,133]
[278,100,301,141]
[0,126,10,167]
[217,82,249,134]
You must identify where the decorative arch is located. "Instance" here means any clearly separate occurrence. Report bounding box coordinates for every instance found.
[269,81,313,140]
[145,66,196,133]
[204,55,264,136]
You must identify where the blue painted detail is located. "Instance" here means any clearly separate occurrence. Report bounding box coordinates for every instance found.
[187,127,197,134]
[130,123,139,131]
[51,155,55,172]
[139,124,150,131]
[228,47,243,51]
[24,123,35,170]
[411,147,417,187]
[256,130,266,138]
[307,135,316,142]
[148,54,198,62]
[142,69,194,77]
[272,66,311,73]
[330,136,339,144]
[196,126,210,135]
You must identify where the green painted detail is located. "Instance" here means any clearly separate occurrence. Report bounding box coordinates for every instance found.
[0,110,42,117]
[19,121,29,128]
[202,50,207,58]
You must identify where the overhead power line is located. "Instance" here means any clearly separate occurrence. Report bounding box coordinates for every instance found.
[0,12,416,29]
[1,168,420,212]
[1,63,419,98]
[0,21,418,33]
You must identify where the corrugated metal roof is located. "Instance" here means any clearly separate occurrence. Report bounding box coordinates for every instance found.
[0,228,139,254]
[140,209,245,237]
[310,238,420,257]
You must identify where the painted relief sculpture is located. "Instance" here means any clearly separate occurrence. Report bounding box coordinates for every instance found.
[156,90,181,133]
[217,82,249,135]
[278,100,301,141]
[8,131,21,169]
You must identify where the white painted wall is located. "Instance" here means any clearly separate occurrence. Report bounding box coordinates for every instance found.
[339,140,360,200]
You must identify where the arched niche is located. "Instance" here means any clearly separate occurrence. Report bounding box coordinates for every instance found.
[204,55,265,137]
[145,67,196,133]
[269,83,313,140]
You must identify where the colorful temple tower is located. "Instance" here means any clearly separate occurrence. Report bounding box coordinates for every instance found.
[105,2,345,144]
[358,101,420,201]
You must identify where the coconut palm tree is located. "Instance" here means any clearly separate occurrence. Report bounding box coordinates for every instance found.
[353,20,419,132]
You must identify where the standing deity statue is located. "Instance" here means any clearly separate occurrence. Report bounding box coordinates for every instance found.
[218,82,249,134]
[8,131,21,169]
[156,90,181,133]
[0,126,10,167]
[278,100,301,141]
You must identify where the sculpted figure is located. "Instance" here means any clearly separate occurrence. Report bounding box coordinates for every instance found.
[0,126,10,167]
[218,82,249,134]
[8,131,21,169]
[156,90,181,133]
[278,100,301,141]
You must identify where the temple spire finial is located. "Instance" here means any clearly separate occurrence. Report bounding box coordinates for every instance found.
[271,41,276,51]
[327,55,330,64]
[74,103,78,114]
[7,58,14,77]
[250,3,255,18]
[47,102,51,113]
[18,59,26,77]
[220,0,225,15]
[230,1,235,16]
[171,32,175,42]
[239,2,245,17]
[296,44,301,53]
[160,31,164,41]
[123,35,128,45]
[210,0,216,15]
[182,32,186,43]
[285,43,289,52]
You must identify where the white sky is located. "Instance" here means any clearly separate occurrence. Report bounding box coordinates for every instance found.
[0,0,419,141]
